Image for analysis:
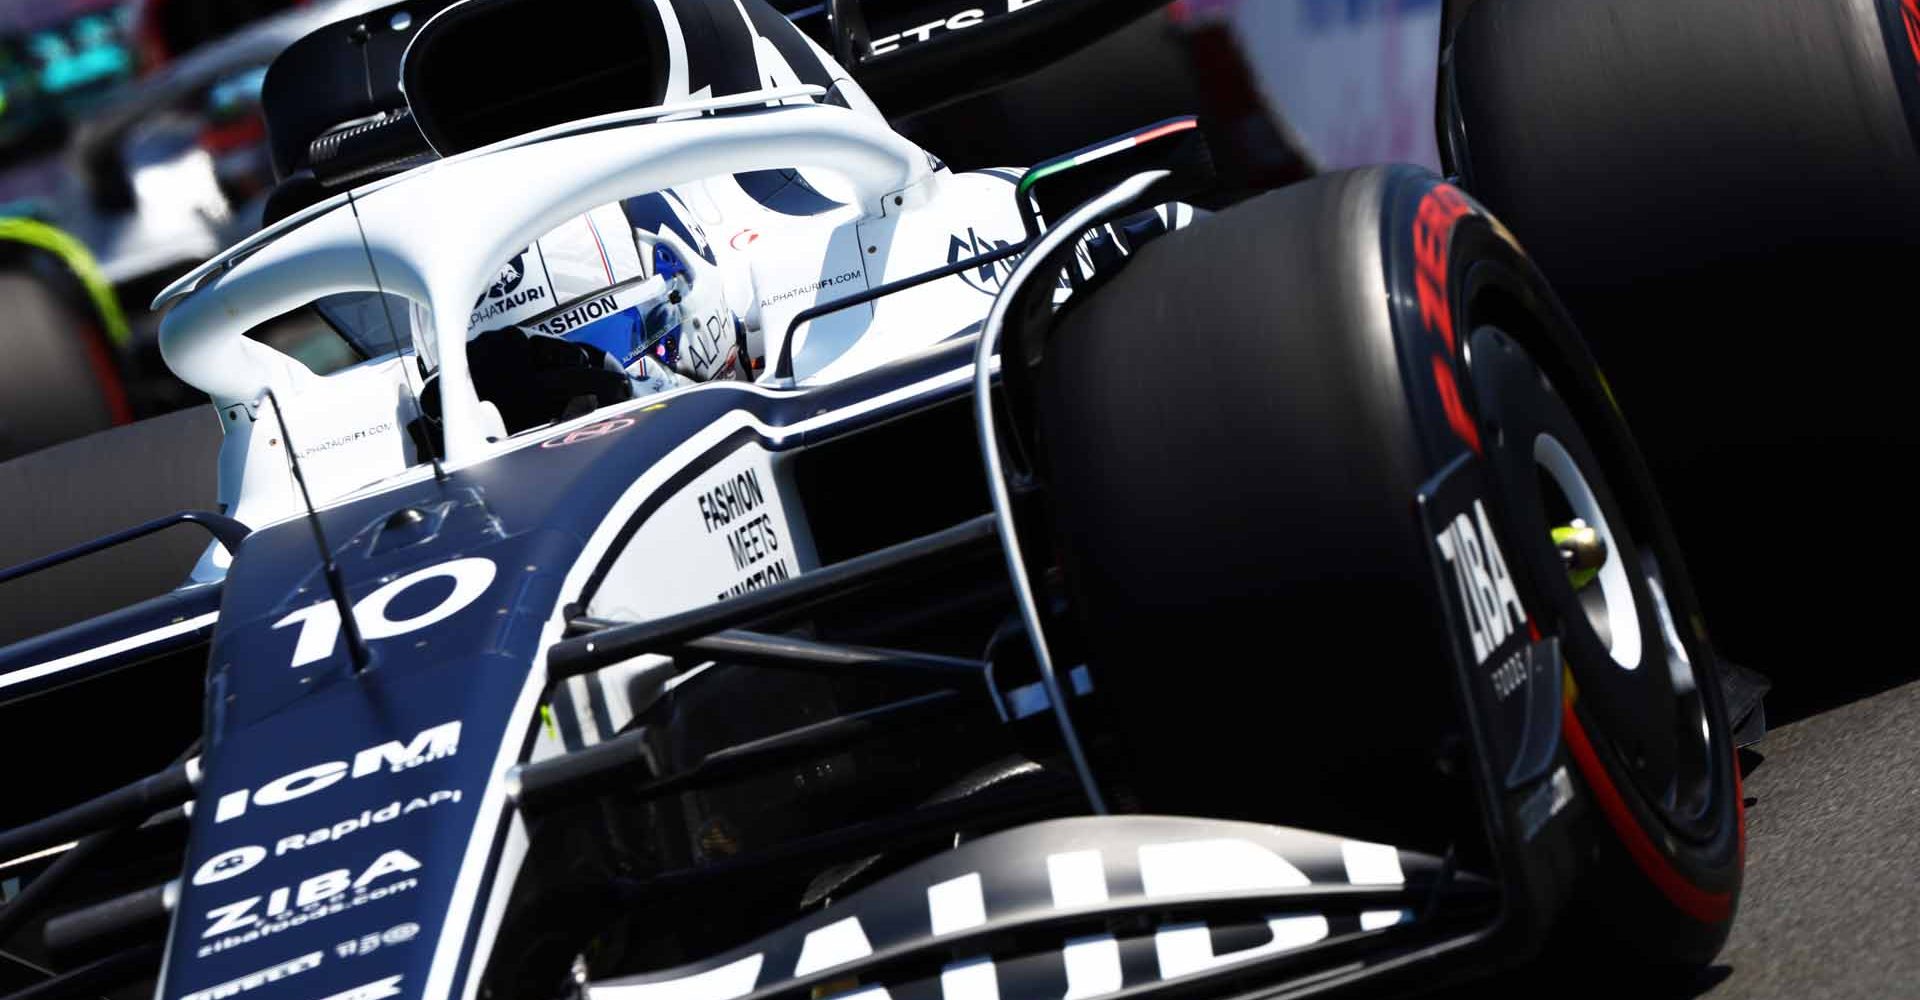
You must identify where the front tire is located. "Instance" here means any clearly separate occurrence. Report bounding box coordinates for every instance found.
[1029,167,1742,969]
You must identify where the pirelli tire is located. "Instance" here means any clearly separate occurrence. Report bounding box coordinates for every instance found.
[1031,167,1743,969]
[1444,0,1920,681]
[0,269,126,462]
[1446,0,1920,284]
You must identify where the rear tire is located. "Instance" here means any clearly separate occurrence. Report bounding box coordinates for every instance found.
[1031,167,1742,968]
[1448,0,1920,284]
[0,270,127,461]
[1446,0,1920,693]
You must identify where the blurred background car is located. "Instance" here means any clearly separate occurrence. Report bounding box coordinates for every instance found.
[0,0,386,459]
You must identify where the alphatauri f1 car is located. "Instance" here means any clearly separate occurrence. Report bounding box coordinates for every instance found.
[0,2,1766,1000]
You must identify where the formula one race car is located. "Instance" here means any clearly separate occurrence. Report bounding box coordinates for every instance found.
[30,0,1920,998]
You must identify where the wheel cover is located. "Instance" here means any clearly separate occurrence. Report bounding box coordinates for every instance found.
[1465,324,1717,840]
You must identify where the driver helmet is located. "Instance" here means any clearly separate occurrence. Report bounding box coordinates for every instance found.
[446,189,747,388]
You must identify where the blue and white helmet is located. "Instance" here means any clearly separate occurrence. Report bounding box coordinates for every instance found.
[456,189,746,386]
[420,0,888,386]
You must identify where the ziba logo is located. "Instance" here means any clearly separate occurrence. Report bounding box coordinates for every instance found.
[1434,499,1528,663]
[212,722,460,824]
[201,850,422,941]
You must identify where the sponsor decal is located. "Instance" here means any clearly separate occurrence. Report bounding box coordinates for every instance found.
[315,977,404,1000]
[619,832,1386,1000]
[729,229,761,252]
[589,447,805,621]
[869,0,1053,55]
[1420,461,1563,790]
[470,252,551,327]
[1433,499,1527,664]
[273,557,499,668]
[194,846,268,886]
[695,465,794,600]
[334,921,420,960]
[718,562,792,601]
[481,255,527,301]
[699,458,798,601]
[274,790,462,856]
[948,229,1020,295]
[1409,184,1481,453]
[682,315,734,380]
[944,230,1052,295]
[759,270,862,309]
[533,294,623,337]
[542,418,637,450]
[198,850,422,957]
[697,468,769,534]
[1488,645,1527,701]
[296,424,397,461]
[194,793,457,904]
[212,722,461,824]
[180,950,323,1000]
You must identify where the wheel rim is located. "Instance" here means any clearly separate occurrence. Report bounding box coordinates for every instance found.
[1533,431,1641,670]
[1466,324,1718,839]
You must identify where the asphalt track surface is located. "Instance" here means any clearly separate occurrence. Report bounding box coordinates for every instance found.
[1689,678,1920,999]
[1438,673,1920,999]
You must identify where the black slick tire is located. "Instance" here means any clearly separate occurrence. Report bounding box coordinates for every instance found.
[0,270,126,461]
[1031,166,1743,969]
[1446,0,1920,693]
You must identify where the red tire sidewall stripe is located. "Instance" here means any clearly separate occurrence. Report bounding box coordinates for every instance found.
[78,324,134,425]
[1564,704,1733,924]
[1411,181,1484,456]
[1408,173,1742,926]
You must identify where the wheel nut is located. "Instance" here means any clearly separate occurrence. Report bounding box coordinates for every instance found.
[1553,519,1608,588]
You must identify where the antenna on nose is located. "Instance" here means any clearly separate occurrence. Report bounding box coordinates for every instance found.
[264,389,371,673]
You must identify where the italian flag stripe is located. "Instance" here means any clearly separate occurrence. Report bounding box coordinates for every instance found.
[1018,118,1200,196]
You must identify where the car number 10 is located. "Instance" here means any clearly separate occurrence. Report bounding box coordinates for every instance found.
[274,558,498,667]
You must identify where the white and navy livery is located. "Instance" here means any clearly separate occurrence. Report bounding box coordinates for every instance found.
[0,2,1751,1000]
